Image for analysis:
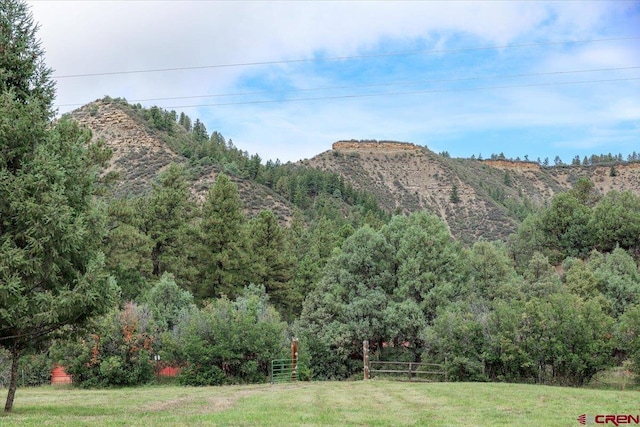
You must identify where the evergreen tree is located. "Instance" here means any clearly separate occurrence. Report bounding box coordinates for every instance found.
[0,0,117,412]
[197,174,248,299]
[192,118,208,142]
[467,241,519,301]
[103,198,154,301]
[503,170,512,187]
[138,164,198,287]
[449,184,460,203]
[246,211,296,318]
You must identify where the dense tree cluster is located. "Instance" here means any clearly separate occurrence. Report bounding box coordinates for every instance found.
[509,179,640,265]
[295,207,639,385]
[52,277,287,388]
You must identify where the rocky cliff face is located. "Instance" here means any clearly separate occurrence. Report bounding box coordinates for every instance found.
[332,140,420,151]
[70,99,184,196]
[304,142,640,242]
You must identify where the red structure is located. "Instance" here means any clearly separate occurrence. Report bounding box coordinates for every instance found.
[158,366,181,377]
[51,365,72,385]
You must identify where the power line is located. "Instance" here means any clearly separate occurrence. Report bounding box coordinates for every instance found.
[52,36,640,79]
[54,66,640,108]
[158,77,640,109]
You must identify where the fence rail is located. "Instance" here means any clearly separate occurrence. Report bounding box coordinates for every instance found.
[369,360,447,382]
[363,340,446,382]
[370,361,447,382]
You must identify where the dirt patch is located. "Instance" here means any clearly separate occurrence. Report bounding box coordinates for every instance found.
[145,388,262,414]
[204,389,260,413]
[145,397,193,412]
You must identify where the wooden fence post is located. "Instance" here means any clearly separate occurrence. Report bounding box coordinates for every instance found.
[291,338,298,381]
[363,340,370,380]
[444,357,448,382]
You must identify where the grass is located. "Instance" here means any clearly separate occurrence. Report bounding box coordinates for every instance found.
[1,380,638,426]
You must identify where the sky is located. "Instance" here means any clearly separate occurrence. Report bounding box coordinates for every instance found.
[28,0,640,164]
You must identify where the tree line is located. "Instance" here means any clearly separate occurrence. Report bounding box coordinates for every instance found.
[466,151,640,166]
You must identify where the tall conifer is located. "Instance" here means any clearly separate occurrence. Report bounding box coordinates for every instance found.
[0,0,116,411]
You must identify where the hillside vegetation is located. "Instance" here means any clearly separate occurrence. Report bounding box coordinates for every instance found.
[306,141,640,241]
[3,97,640,399]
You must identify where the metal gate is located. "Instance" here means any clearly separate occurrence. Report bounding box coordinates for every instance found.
[271,338,299,383]
[270,359,297,383]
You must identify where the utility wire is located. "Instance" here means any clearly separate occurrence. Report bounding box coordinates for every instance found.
[54,65,640,108]
[52,35,640,79]
[159,77,640,108]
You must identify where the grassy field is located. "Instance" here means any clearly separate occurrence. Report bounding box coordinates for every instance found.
[1,380,638,426]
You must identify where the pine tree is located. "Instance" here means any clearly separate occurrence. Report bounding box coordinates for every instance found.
[139,164,198,285]
[192,118,208,142]
[247,210,296,318]
[450,184,460,203]
[197,174,248,299]
[0,0,117,412]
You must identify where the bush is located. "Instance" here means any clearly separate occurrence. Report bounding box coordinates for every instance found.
[617,304,640,381]
[178,364,226,386]
[18,353,52,386]
[53,303,156,387]
[171,285,288,385]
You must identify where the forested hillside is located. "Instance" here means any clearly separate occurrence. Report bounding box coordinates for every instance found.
[3,97,640,394]
[307,141,640,241]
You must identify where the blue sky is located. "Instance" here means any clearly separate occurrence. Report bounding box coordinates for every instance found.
[30,1,640,164]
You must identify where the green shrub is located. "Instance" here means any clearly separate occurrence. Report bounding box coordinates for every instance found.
[171,285,288,386]
[16,352,52,387]
[53,303,156,387]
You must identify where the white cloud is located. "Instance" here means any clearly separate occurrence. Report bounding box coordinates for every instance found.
[26,0,639,162]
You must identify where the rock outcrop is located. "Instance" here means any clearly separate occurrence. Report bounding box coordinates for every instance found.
[332,140,420,152]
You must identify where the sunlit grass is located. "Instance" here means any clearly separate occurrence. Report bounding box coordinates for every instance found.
[1,380,638,426]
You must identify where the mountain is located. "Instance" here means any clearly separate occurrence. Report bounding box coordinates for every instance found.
[69,98,295,222]
[69,99,640,241]
[304,140,640,242]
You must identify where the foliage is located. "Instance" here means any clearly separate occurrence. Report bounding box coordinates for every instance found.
[245,211,297,319]
[589,191,640,254]
[142,165,198,277]
[540,192,593,262]
[0,0,117,412]
[422,301,488,382]
[508,180,640,265]
[143,272,195,332]
[103,198,154,301]
[298,212,466,379]
[16,352,51,387]
[616,304,640,380]
[466,240,520,301]
[424,291,615,385]
[53,303,156,388]
[170,285,288,385]
[449,184,460,203]
[196,173,249,300]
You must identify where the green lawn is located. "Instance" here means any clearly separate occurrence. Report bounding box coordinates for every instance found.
[1,380,638,426]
